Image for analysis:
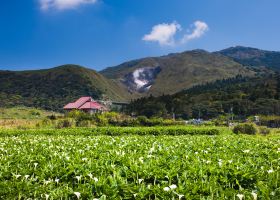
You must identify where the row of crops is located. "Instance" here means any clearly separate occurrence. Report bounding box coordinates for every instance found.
[0,126,221,137]
[0,129,279,199]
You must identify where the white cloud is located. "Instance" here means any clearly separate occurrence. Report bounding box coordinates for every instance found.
[142,22,181,46]
[40,0,98,10]
[143,20,209,46]
[181,21,209,43]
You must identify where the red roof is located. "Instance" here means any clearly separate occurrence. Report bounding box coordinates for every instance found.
[63,103,76,109]
[79,101,103,110]
[63,96,106,111]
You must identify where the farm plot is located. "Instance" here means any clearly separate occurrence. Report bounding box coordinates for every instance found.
[0,134,279,199]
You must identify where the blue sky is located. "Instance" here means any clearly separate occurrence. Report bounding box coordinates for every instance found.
[0,0,280,71]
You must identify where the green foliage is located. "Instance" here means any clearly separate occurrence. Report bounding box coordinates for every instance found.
[0,133,279,199]
[258,126,271,135]
[233,123,258,135]
[0,107,60,119]
[219,46,280,71]
[56,119,75,129]
[41,119,52,127]
[135,116,184,127]
[48,114,57,120]
[259,115,280,128]
[76,120,93,128]
[0,65,127,111]
[128,74,280,119]
[0,126,221,137]
[66,110,83,119]
[60,112,184,128]
[92,114,109,126]
[29,110,41,116]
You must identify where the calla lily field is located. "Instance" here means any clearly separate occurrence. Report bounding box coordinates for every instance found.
[0,127,279,199]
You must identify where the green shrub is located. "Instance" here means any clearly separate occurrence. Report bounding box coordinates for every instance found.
[29,110,41,116]
[16,125,30,130]
[0,126,221,137]
[42,118,52,126]
[56,119,75,129]
[258,126,271,135]
[93,114,108,126]
[66,110,90,120]
[233,123,258,135]
[48,115,57,120]
[118,119,139,127]
[36,118,53,128]
[137,116,149,125]
[76,120,93,127]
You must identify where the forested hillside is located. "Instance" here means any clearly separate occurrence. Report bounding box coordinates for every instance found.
[0,65,128,111]
[219,46,280,71]
[128,73,280,119]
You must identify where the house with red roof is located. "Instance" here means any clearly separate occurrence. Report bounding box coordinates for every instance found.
[63,97,109,114]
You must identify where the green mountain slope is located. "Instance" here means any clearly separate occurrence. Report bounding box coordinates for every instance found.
[101,50,255,97]
[218,46,280,71]
[1,46,278,112]
[0,65,128,110]
[128,72,280,119]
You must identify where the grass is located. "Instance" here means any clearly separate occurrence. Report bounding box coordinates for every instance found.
[0,107,60,119]
[0,127,279,199]
[0,107,62,129]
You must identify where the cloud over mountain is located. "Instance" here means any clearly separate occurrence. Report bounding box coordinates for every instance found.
[142,22,181,46]
[181,21,209,43]
[143,21,209,46]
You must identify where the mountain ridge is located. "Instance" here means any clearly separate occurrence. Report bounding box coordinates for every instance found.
[218,46,280,71]
[100,49,255,97]
[0,46,279,111]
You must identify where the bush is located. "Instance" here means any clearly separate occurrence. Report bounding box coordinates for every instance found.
[66,110,91,121]
[56,119,75,129]
[76,120,93,128]
[0,126,221,137]
[258,126,271,135]
[48,115,57,120]
[36,118,53,128]
[135,116,184,127]
[42,118,52,126]
[233,123,258,135]
[118,119,139,127]
[93,114,108,126]
[137,116,149,126]
[30,110,41,116]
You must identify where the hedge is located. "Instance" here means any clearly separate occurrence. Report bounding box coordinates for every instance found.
[0,126,220,137]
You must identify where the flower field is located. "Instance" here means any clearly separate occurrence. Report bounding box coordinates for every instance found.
[0,129,279,199]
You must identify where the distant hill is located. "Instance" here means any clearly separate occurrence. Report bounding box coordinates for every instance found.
[218,46,280,71]
[0,65,128,111]
[100,50,255,97]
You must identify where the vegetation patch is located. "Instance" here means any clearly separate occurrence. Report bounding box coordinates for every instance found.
[233,123,258,135]
[0,134,279,199]
[0,126,220,137]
